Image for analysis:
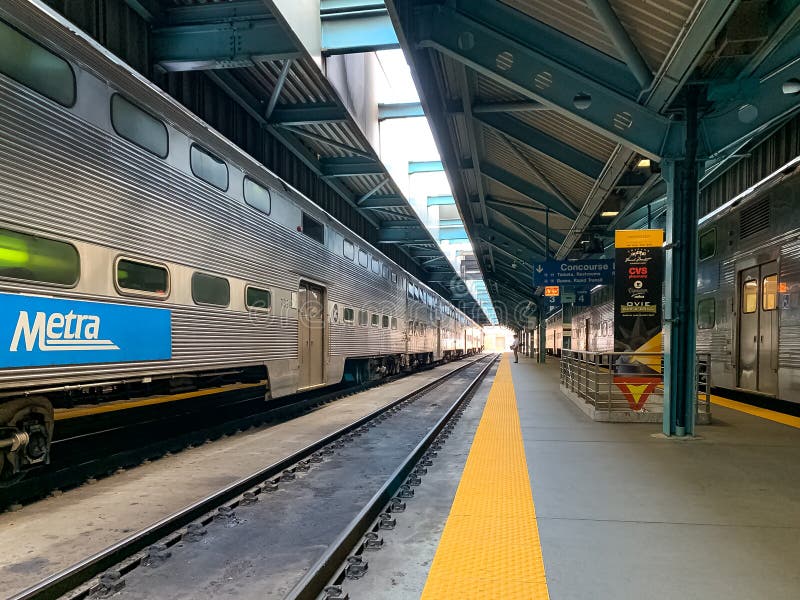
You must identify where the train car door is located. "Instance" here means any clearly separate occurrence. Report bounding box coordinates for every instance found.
[437,319,442,358]
[298,282,325,389]
[584,319,590,351]
[737,262,778,394]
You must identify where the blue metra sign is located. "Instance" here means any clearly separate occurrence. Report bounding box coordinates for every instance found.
[533,259,614,286]
[0,292,172,368]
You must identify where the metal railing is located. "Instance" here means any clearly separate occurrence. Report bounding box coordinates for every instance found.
[560,350,712,419]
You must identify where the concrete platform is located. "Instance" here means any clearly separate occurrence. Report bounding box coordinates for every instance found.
[512,354,800,599]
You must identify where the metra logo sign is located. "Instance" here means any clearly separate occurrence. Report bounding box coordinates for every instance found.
[0,292,171,368]
[11,311,119,352]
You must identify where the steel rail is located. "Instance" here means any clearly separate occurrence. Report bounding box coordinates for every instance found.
[284,354,499,600]
[8,354,492,600]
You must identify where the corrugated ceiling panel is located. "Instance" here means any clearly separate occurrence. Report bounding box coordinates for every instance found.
[514,109,616,161]
[510,140,596,205]
[499,0,695,73]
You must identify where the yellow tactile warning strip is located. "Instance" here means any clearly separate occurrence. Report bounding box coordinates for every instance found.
[421,354,549,599]
[54,381,265,421]
[711,394,800,429]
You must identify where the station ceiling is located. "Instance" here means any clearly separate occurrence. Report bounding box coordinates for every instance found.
[386,0,800,327]
[105,0,490,324]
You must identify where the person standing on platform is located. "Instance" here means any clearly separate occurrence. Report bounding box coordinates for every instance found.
[511,334,519,363]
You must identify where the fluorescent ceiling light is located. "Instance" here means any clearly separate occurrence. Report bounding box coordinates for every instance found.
[601,211,619,217]
[636,158,651,168]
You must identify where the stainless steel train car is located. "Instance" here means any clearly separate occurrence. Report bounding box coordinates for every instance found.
[0,10,482,480]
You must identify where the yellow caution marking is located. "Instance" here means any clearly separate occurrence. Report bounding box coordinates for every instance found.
[711,394,800,429]
[54,381,265,421]
[421,355,549,599]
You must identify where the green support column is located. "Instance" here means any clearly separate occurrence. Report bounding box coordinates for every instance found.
[663,87,701,437]
[537,302,547,363]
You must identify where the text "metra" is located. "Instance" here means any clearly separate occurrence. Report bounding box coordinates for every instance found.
[9,311,120,352]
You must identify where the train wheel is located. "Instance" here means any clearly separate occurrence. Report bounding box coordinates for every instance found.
[0,396,54,482]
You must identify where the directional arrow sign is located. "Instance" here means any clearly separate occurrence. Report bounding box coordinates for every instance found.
[533,259,614,287]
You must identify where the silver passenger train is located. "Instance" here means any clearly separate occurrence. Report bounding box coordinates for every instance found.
[0,11,482,480]
[543,158,800,407]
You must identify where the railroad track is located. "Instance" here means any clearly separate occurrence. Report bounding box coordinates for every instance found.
[7,353,496,600]
[0,360,449,510]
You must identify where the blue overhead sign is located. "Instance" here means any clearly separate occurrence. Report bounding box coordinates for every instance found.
[533,259,614,287]
[0,292,172,368]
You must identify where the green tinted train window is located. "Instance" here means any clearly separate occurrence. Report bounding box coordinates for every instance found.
[117,259,168,296]
[246,286,271,311]
[699,229,715,261]
[111,95,168,158]
[0,20,75,106]
[343,308,355,323]
[192,272,230,306]
[697,298,715,329]
[0,228,79,286]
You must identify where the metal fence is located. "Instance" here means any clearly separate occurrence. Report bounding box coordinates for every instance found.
[560,350,712,420]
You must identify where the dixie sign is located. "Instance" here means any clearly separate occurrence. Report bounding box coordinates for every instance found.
[533,259,614,286]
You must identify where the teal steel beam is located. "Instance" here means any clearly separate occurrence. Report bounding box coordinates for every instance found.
[377,227,431,243]
[378,102,425,119]
[320,157,384,177]
[447,100,548,114]
[359,194,406,208]
[357,178,389,204]
[475,112,605,179]
[264,59,293,120]
[415,4,685,159]
[475,161,578,219]
[321,0,399,54]
[152,19,301,71]
[163,0,266,24]
[269,104,350,125]
[457,65,490,226]
[474,224,545,263]
[408,160,443,173]
[276,125,374,159]
[585,0,653,89]
[485,200,565,244]
[663,87,701,437]
[123,0,162,22]
[702,57,800,157]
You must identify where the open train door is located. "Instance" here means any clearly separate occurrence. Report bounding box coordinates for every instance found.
[298,281,326,389]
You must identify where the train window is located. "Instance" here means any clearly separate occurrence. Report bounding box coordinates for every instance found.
[343,308,355,323]
[359,310,368,326]
[699,229,716,261]
[192,272,230,306]
[0,20,75,107]
[391,272,398,284]
[391,317,398,330]
[382,264,389,279]
[245,286,271,311]
[243,177,271,215]
[343,239,355,260]
[301,213,325,244]
[371,313,380,327]
[116,259,168,297]
[742,278,758,314]
[358,250,369,268]
[697,298,715,329]
[111,95,169,159]
[190,145,229,191]
[382,315,390,328]
[371,258,381,275]
[762,275,778,311]
[0,227,79,286]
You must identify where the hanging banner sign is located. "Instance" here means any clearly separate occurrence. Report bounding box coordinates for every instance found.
[613,229,664,373]
[544,286,560,297]
[533,259,614,287]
